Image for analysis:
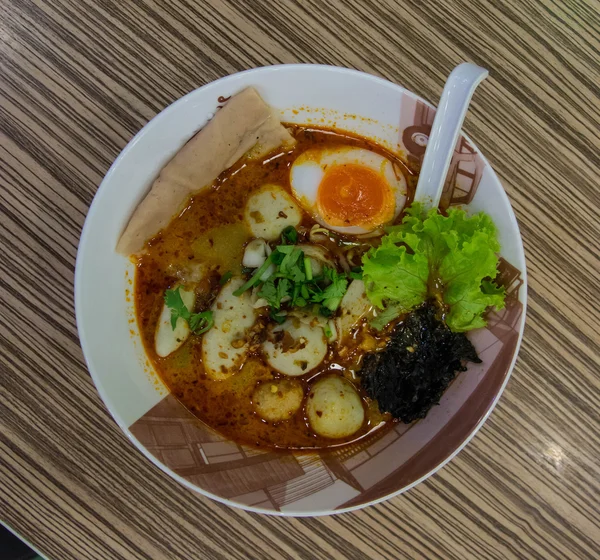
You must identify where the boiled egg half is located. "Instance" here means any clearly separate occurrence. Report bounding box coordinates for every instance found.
[290,147,407,234]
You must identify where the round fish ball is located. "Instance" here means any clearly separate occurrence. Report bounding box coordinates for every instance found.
[253,379,304,422]
[306,376,365,439]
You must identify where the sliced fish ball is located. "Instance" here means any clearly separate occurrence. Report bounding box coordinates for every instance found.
[244,184,302,241]
[262,319,327,377]
[306,376,365,439]
[252,379,304,422]
[337,280,373,341]
[202,277,256,380]
[155,287,196,358]
[287,310,338,343]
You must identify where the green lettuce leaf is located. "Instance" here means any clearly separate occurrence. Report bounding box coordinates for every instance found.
[361,238,429,310]
[369,302,405,331]
[362,203,506,332]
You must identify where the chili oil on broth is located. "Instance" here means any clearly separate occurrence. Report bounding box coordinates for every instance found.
[134,125,415,450]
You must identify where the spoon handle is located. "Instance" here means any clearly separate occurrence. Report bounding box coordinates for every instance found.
[413,63,489,210]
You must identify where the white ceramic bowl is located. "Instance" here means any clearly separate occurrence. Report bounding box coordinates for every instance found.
[75,64,527,516]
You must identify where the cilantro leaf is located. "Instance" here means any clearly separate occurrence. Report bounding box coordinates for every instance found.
[258,277,291,309]
[164,286,213,335]
[257,277,278,307]
[274,245,295,255]
[312,267,348,312]
[270,310,287,324]
[276,278,292,306]
[281,225,298,245]
[164,286,191,330]
[278,247,304,280]
[363,203,506,332]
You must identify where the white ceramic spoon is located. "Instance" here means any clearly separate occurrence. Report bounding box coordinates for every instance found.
[413,63,489,210]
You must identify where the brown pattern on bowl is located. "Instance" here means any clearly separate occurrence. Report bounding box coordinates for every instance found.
[131,297,522,512]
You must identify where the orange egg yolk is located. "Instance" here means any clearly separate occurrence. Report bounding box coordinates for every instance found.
[317,164,394,228]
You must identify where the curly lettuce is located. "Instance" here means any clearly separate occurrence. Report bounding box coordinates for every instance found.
[362,204,506,332]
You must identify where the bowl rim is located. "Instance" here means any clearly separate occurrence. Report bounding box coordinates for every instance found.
[75,63,528,516]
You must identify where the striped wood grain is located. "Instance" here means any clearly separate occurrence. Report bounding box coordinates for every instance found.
[1,0,599,558]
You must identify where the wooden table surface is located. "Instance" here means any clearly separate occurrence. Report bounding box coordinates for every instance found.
[1,1,599,558]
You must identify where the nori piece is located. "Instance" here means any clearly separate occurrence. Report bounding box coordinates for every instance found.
[361,301,482,423]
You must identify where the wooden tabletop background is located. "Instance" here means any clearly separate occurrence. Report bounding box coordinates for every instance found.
[1,1,599,558]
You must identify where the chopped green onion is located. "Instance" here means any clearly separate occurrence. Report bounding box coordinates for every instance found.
[304,256,313,280]
[188,311,214,334]
[219,271,233,285]
[233,238,351,326]
[233,253,274,296]
[323,297,342,312]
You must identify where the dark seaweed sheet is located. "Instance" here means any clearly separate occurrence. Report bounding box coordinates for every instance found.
[361,302,481,423]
